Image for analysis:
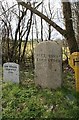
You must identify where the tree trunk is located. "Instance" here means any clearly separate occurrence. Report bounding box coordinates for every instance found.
[11,9,27,62]
[48,25,51,40]
[74,2,79,47]
[21,12,33,62]
[62,1,78,53]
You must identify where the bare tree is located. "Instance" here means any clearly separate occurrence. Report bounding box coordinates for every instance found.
[41,0,43,41]
[44,0,55,40]
[20,11,33,62]
[11,5,28,62]
[18,1,78,53]
[1,1,14,62]
[1,1,33,63]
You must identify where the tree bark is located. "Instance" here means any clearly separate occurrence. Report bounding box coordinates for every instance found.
[62,1,78,53]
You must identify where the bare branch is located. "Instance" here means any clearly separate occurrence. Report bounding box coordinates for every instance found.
[18,2,67,38]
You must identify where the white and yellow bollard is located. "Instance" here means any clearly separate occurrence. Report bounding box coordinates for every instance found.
[69,52,79,92]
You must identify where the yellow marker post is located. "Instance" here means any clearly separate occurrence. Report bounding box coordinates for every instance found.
[69,52,79,92]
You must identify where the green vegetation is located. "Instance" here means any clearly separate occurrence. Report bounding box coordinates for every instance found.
[2,67,79,119]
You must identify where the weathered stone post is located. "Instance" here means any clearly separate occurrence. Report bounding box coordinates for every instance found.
[34,41,62,89]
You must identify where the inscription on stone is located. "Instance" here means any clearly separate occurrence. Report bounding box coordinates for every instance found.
[34,41,62,89]
[3,62,19,83]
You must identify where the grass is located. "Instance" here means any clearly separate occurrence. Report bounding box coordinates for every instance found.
[0,66,2,120]
[2,66,79,119]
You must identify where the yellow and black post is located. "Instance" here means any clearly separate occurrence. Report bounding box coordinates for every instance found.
[69,52,79,92]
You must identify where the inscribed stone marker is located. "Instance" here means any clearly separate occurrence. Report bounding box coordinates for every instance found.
[34,41,62,89]
[3,62,19,83]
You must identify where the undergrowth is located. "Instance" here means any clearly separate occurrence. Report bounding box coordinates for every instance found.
[2,66,79,119]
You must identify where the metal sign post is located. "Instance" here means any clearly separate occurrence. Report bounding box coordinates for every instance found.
[69,52,79,92]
